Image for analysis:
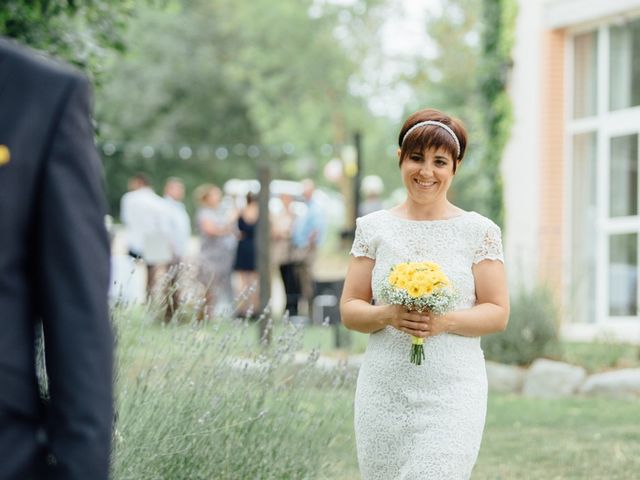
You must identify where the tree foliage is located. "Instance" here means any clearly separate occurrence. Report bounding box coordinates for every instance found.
[478,0,517,228]
[401,0,491,216]
[95,0,388,214]
[399,0,516,227]
[0,0,135,84]
[1,0,514,222]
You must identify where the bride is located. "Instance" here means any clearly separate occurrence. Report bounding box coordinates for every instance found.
[340,108,510,479]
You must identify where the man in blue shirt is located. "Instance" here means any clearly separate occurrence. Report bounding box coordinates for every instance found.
[292,179,326,319]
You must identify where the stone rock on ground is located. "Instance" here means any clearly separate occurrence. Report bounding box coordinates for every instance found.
[522,358,587,398]
[579,368,640,398]
[485,360,527,393]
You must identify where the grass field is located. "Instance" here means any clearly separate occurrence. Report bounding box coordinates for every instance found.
[314,392,640,480]
[475,394,640,479]
[112,306,640,479]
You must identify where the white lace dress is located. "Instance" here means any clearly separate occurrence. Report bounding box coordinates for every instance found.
[350,209,504,480]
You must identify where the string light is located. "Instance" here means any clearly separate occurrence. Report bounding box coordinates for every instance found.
[97,140,340,160]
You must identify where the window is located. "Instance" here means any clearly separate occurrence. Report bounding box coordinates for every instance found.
[610,18,640,111]
[609,233,638,316]
[609,134,638,218]
[573,31,598,118]
[571,133,597,323]
[569,18,640,323]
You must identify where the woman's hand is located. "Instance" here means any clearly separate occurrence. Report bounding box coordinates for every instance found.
[424,312,450,337]
[384,305,430,338]
[384,306,451,338]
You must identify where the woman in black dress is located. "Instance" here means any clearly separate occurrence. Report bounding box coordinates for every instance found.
[234,192,260,317]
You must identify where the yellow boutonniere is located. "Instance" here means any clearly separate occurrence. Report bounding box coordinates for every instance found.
[0,145,10,166]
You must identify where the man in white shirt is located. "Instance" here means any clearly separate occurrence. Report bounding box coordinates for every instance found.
[120,173,173,299]
[164,177,191,260]
[162,177,192,321]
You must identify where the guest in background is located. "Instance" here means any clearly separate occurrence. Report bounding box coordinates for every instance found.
[272,192,301,317]
[233,192,260,318]
[162,177,191,321]
[358,175,385,217]
[194,184,238,321]
[120,172,173,299]
[292,179,326,318]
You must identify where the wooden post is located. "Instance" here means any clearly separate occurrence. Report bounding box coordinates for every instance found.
[353,131,362,222]
[257,162,272,346]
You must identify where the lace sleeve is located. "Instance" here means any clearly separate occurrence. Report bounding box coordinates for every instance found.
[350,217,376,259]
[473,221,504,264]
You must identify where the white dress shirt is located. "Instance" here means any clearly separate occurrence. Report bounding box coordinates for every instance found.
[163,196,192,259]
[120,187,173,264]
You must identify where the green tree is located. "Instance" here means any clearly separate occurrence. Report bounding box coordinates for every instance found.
[478,0,517,228]
[96,0,387,214]
[401,0,492,216]
[0,0,135,83]
[397,0,516,227]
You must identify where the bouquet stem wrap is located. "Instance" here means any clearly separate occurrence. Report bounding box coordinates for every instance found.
[378,261,458,366]
[410,336,425,365]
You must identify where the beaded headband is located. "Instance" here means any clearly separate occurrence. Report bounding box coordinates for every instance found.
[400,120,461,159]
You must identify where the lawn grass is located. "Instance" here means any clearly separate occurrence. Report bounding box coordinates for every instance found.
[310,392,640,480]
[474,394,640,479]
[113,305,640,479]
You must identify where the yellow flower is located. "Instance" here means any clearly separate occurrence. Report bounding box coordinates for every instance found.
[395,263,411,275]
[389,261,452,296]
[413,272,429,287]
[408,284,422,297]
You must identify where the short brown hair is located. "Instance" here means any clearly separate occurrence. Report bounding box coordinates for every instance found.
[193,183,219,204]
[398,109,467,172]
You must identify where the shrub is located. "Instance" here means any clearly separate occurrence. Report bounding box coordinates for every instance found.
[111,301,355,479]
[481,284,560,366]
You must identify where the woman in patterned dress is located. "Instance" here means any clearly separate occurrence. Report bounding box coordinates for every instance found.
[194,184,238,321]
[340,108,510,479]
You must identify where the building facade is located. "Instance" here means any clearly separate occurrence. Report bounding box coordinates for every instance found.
[503,0,640,341]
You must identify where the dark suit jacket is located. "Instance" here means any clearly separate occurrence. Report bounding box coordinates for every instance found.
[0,39,113,479]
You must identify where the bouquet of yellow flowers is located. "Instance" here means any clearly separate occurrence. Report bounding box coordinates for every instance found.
[379,261,458,365]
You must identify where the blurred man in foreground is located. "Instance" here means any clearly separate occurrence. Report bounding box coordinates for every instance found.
[0,38,113,479]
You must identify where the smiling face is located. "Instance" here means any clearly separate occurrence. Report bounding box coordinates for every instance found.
[399,146,457,205]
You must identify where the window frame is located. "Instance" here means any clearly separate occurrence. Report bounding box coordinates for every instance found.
[566,17,640,326]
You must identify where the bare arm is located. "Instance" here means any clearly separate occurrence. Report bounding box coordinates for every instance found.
[428,259,510,337]
[200,217,233,236]
[340,256,432,337]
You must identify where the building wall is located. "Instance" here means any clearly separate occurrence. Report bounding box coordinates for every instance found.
[544,0,640,29]
[503,0,640,341]
[537,29,566,302]
[501,0,543,289]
